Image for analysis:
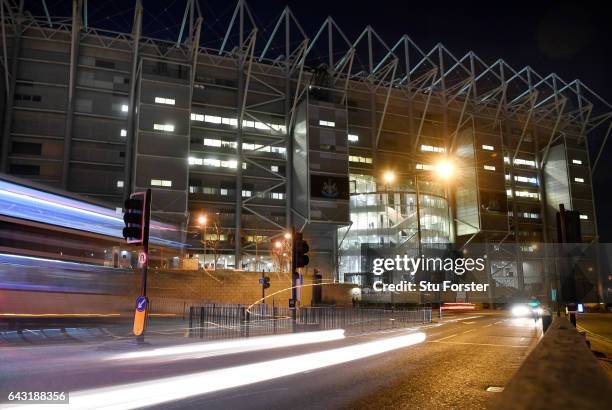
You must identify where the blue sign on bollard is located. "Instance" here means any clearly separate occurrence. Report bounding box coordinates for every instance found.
[136,296,148,312]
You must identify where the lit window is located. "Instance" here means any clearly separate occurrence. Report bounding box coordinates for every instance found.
[572,159,583,165]
[580,214,588,220]
[348,134,359,142]
[242,190,252,197]
[574,177,584,183]
[220,188,228,196]
[204,138,222,147]
[271,165,279,172]
[515,175,538,184]
[349,155,373,164]
[153,123,175,132]
[154,97,175,105]
[514,158,536,167]
[204,115,222,124]
[482,144,494,151]
[151,179,172,187]
[121,104,128,112]
[203,158,221,167]
[271,192,285,200]
[116,180,124,188]
[188,157,203,165]
[191,113,204,122]
[483,165,496,171]
[120,129,127,137]
[416,163,435,171]
[319,120,335,127]
[221,160,237,169]
[515,190,539,199]
[421,144,445,153]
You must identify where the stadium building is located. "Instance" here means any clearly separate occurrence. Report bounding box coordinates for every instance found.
[1,0,610,303]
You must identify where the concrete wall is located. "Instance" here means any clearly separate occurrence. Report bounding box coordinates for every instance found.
[494,317,611,410]
[145,269,313,309]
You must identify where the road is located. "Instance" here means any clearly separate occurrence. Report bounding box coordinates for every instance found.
[576,312,612,375]
[0,313,540,409]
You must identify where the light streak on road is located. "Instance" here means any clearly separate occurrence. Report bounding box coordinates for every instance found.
[9,332,426,410]
[107,329,346,361]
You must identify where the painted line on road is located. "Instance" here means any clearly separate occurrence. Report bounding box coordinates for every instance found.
[462,329,475,334]
[434,333,459,341]
[577,325,612,344]
[461,321,476,325]
[428,340,529,348]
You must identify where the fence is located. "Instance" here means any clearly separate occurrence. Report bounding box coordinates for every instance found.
[188,304,432,340]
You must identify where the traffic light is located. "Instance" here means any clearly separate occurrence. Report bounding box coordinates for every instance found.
[262,276,270,289]
[294,232,310,268]
[123,192,147,244]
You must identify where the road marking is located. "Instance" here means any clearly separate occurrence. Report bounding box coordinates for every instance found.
[434,333,459,341]
[577,325,612,344]
[462,329,475,334]
[428,340,528,348]
[461,321,476,325]
[484,324,493,328]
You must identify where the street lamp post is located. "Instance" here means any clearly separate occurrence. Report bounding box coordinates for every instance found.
[198,214,207,269]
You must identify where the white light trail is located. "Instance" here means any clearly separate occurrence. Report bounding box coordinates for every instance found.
[107,329,346,361]
[13,332,425,410]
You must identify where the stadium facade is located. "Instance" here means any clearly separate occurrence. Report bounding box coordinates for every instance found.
[1,0,610,303]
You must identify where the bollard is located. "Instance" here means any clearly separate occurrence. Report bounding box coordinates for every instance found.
[569,312,577,327]
[541,315,552,333]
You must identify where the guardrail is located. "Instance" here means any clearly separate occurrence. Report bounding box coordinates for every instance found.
[188,304,432,340]
[492,316,611,409]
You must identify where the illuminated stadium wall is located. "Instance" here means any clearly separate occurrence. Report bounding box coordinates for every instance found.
[0,1,608,302]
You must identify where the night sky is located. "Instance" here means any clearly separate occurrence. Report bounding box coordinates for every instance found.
[22,0,612,240]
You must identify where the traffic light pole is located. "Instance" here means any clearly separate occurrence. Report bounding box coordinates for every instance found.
[290,226,297,325]
[123,188,152,342]
[140,188,152,299]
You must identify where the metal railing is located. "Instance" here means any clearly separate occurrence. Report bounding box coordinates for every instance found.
[188,304,432,340]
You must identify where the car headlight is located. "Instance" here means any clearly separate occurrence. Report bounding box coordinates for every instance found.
[511,305,530,316]
[533,307,544,315]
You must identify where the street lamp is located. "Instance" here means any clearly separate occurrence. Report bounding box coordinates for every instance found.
[435,159,454,180]
[383,170,395,185]
[198,214,207,269]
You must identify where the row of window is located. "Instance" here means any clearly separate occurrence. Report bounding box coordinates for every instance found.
[504,157,536,168]
[504,174,538,184]
[188,186,286,200]
[189,157,246,169]
[153,123,175,132]
[506,189,539,199]
[349,155,373,164]
[151,179,172,187]
[319,120,336,127]
[14,94,42,102]
[154,97,175,105]
[508,211,540,219]
[190,114,287,134]
[421,144,445,153]
[201,138,287,155]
